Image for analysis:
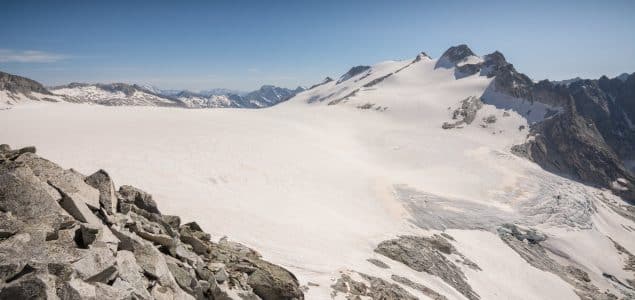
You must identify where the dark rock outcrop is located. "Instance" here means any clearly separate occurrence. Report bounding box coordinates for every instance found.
[435,44,476,69]
[375,235,480,300]
[390,275,448,300]
[0,71,52,96]
[497,224,625,299]
[512,97,635,201]
[444,46,635,202]
[442,96,483,129]
[330,271,418,300]
[308,77,333,90]
[0,144,304,299]
[337,66,371,84]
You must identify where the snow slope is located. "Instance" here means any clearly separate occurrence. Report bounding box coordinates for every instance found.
[2,51,634,299]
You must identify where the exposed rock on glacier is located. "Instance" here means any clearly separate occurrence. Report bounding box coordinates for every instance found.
[497,224,628,300]
[330,271,418,300]
[442,96,483,129]
[375,234,480,300]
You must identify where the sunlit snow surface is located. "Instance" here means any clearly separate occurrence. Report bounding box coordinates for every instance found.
[2,58,634,299]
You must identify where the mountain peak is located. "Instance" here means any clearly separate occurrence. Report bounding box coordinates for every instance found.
[435,44,476,69]
[484,51,507,65]
[413,52,431,62]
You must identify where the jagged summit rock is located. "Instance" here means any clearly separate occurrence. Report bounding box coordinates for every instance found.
[0,144,304,299]
[435,44,476,69]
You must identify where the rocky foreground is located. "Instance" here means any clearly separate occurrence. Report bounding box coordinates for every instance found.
[0,145,303,299]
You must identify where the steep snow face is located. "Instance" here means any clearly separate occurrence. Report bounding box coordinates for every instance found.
[2,52,634,299]
[50,84,179,106]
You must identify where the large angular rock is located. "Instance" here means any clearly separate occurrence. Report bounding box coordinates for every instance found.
[247,259,304,300]
[15,153,100,209]
[118,185,160,214]
[133,243,173,285]
[115,250,152,299]
[85,169,118,214]
[71,245,117,282]
[166,256,205,298]
[179,224,210,256]
[53,183,102,225]
[175,243,203,267]
[0,161,70,231]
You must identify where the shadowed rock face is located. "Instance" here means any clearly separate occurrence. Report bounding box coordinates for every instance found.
[0,71,52,95]
[512,98,635,201]
[505,73,635,202]
[435,44,476,69]
[437,44,635,202]
[0,144,304,300]
[573,76,635,161]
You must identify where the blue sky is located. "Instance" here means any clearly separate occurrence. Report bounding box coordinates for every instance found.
[1,0,634,91]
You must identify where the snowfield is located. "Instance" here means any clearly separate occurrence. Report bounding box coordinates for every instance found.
[2,55,634,299]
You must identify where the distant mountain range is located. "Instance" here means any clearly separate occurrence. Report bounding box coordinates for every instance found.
[0,73,305,109]
[41,82,306,108]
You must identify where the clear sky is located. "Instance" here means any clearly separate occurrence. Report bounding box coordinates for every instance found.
[1,0,634,91]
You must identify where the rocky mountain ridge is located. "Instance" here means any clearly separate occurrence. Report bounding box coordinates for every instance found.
[0,145,303,299]
[432,44,635,201]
